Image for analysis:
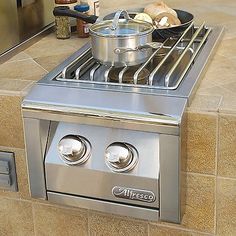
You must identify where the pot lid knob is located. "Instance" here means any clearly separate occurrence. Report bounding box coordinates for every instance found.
[110,10,131,31]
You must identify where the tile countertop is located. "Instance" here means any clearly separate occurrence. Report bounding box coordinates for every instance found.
[0,2,235,114]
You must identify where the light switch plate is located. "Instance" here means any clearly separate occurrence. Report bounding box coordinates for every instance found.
[0,152,18,192]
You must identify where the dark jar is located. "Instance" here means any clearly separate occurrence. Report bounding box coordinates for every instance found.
[74,4,90,38]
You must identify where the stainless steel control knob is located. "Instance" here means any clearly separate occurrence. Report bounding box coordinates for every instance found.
[58,135,91,165]
[105,142,138,172]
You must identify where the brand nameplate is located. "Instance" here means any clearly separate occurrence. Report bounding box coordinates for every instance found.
[112,186,156,203]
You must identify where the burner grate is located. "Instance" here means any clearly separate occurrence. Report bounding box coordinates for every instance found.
[55,22,211,90]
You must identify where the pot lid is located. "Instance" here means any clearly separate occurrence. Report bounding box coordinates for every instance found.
[90,10,153,37]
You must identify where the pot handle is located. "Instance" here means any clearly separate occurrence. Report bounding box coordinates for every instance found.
[114,42,163,54]
[53,6,98,24]
[110,10,131,31]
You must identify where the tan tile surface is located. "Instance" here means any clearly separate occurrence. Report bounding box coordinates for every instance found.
[219,94,236,113]
[0,96,24,148]
[34,52,73,72]
[7,52,32,62]
[198,55,236,89]
[24,34,88,59]
[0,148,30,199]
[217,38,236,58]
[0,59,47,81]
[0,79,34,95]
[217,178,236,236]
[33,203,88,236]
[89,211,148,236]
[181,173,215,233]
[218,114,236,178]
[0,197,34,235]
[149,224,210,236]
[189,94,222,112]
[185,112,217,174]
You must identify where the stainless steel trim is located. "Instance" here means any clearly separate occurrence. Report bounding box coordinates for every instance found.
[48,191,159,221]
[159,134,180,223]
[170,27,212,90]
[22,103,180,126]
[23,118,50,199]
[104,65,113,82]
[62,48,91,79]
[23,109,180,135]
[90,63,100,81]
[148,22,194,86]
[119,66,128,83]
[0,23,54,64]
[75,57,94,80]
[164,23,205,87]
[133,39,168,85]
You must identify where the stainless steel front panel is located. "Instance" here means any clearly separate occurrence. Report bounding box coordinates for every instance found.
[0,0,54,56]
[48,192,159,221]
[45,122,160,208]
[0,0,19,54]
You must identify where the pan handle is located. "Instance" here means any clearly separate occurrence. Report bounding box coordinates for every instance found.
[53,6,98,24]
[114,42,163,54]
[110,10,131,30]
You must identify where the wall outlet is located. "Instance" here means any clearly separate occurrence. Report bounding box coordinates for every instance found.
[0,152,18,192]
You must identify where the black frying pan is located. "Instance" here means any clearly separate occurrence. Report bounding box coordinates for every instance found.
[53,7,194,40]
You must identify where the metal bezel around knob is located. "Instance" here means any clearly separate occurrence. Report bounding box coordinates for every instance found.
[58,135,91,165]
[105,142,138,172]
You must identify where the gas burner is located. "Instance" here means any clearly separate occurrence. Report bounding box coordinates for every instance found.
[109,66,150,85]
[52,23,214,91]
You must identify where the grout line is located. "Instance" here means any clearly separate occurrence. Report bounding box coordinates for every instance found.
[149,222,214,235]
[215,113,219,176]
[87,209,91,236]
[215,176,219,236]
[182,171,216,178]
[31,202,37,236]
[212,112,219,235]
[216,176,236,181]
[217,96,224,113]
[147,222,150,236]
[4,57,33,64]
[31,59,49,73]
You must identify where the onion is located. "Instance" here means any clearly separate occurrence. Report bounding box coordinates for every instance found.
[144,1,178,20]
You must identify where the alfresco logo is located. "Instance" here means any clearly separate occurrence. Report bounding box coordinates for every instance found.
[112,186,156,203]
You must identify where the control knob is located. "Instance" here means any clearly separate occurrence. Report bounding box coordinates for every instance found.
[58,135,91,165]
[105,142,138,172]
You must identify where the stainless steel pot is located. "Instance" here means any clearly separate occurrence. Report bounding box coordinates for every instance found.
[89,10,161,67]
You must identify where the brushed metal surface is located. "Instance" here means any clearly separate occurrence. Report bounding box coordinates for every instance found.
[24,118,50,199]
[159,134,181,223]
[91,31,153,67]
[48,191,159,221]
[37,26,224,101]
[0,0,19,54]
[22,85,186,134]
[45,122,160,208]
[0,0,54,57]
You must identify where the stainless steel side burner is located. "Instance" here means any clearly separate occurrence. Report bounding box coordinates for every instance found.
[22,22,223,223]
[54,23,210,90]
